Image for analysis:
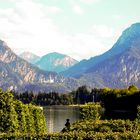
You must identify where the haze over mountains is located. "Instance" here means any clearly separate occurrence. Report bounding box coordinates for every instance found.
[0,23,140,92]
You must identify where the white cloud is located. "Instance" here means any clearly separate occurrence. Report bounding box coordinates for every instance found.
[0,0,120,61]
[66,33,104,60]
[73,5,84,15]
[91,25,120,38]
[80,0,101,4]
[113,15,122,20]
[0,0,64,54]
[46,6,63,14]
[87,24,121,54]
[69,0,84,15]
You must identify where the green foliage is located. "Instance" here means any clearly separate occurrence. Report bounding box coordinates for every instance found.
[0,131,140,140]
[0,89,19,133]
[31,105,47,134]
[1,87,140,139]
[14,85,140,120]
[79,102,103,120]
[68,119,140,133]
[128,85,139,92]
[9,85,140,133]
[24,104,35,133]
[95,85,140,119]
[73,85,92,104]
[14,100,27,133]
[14,91,74,105]
[137,105,140,120]
[0,89,47,134]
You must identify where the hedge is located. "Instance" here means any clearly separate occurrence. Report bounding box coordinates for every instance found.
[0,131,140,140]
[0,89,47,134]
[79,102,103,120]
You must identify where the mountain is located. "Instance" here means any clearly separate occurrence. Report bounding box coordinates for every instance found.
[79,23,140,88]
[0,40,79,93]
[35,52,78,73]
[19,51,40,64]
[1,23,140,91]
[62,23,140,78]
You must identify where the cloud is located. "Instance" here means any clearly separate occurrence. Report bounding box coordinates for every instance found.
[113,14,122,21]
[45,6,63,14]
[66,33,104,60]
[87,24,121,55]
[80,0,101,4]
[0,0,64,54]
[69,0,84,15]
[0,0,120,61]
[91,25,120,38]
[73,5,84,15]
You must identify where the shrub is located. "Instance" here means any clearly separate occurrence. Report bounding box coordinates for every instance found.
[137,105,140,120]
[79,102,103,120]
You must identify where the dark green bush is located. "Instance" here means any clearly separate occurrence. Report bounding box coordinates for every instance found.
[0,132,140,140]
[137,105,140,120]
[79,102,103,120]
[69,119,140,133]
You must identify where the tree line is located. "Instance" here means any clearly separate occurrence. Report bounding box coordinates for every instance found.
[13,85,140,119]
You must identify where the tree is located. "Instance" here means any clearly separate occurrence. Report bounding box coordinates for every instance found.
[32,105,47,134]
[14,100,27,133]
[128,85,139,93]
[25,104,35,133]
[0,90,19,133]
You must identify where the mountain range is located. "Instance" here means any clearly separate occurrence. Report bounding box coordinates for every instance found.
[67,23,140,88]
[0,23,140,92]
[61,23,140,79]
[0,40,79,93]
[19,52,78,73]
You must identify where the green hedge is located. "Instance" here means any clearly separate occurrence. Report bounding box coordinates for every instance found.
[69,119,140,133]
[0,89,46,134]
[79,102,103,120]
[137,105,140,120]
[0,132,140,140]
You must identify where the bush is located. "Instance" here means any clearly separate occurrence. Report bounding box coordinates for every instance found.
[137,105,140,120]
[0,132,140,140]
[68,119,140,133]
[79,102,103,120]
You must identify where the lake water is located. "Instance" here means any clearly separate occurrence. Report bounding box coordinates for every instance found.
[43,106,80,133]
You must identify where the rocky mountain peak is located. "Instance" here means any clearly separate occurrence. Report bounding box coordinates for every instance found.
[36,52,78,73]
[0,40,10,52]
[0,40,16,63]
[112,23,140,51]
[124,23,140,36]
[19,51,40,64]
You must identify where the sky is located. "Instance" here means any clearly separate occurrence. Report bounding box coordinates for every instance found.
[0,0,140,60]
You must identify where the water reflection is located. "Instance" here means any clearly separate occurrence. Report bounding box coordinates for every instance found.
[43,106,80,133]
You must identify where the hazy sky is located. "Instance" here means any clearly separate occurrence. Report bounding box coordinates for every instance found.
[0,0,140,60]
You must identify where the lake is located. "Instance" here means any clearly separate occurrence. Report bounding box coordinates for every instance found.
[43,106,80,133]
